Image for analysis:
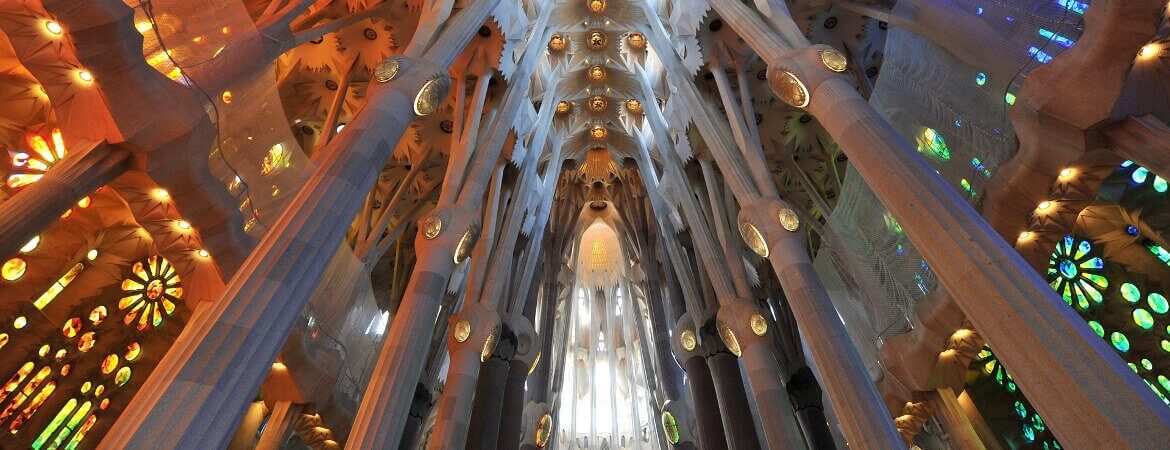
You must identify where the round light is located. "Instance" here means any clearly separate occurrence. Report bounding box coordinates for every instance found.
[679,329,697,352]
[590,125,607,139]
[1059,168,1075,179]
[587,30,606,50]
[1019,231,1033,240]
[556,101,571,114]
[20,236,39,253]
[588,95,608,112]
[627,32,646,49]
[86,249,99,261]
[77,196,91,208]
[717,322,741,357]
[373,58,402,83]
[14,316,28,329]
[221,91,233,103]
[588,65,606,81]
[2,258,27,281]
[177,220,191,230]
[454,320,471,342]
[197,249,210,258]
[154,188,170,199]
[78,70,93,82]
[414,76,450,116]
[422,215,444,240]
[625,99,643,114]
[777,208,800,232]
[750,314,768,336]
[587,0,606,13]
[1140,43,1162,60]
[767,68,810,108]
[737,220,769,257]
[548,34,567,52]
[44,20,63,35]
[820,49,848,72]
[1037,201,1052,211]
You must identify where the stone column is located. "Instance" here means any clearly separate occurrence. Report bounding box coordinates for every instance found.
[673,317,728,449]
[427,305,502,449]
[498,318,538,450]
[706,348,763,450]
[710,0,1170,442]
[399,384,434,450]
[99,55,447,448]
[0,142,127,259]
[786,367,836,450]
[739,197,904,448]
[467,325,517,449]
[715,301,807,450]
[925,388,986,450]
[256,401,303,450]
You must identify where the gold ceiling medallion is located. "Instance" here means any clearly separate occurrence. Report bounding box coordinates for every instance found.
[588,95,608,112]
[679,329,697,352]
[454,320,472,342]
[414,76,451,116]
[717,321,742,357]
[590,125,608,139]
[587,30,606,50]
[555,101,572,114]
[548,34,567,52]
[820,48,849,72]
[627,32,646,49]
[373,57,402,83]
[453,225,480,263]
[624,99,643,114]
[587,65,606,81]
[778,208,800,232]
[422,215,444,240]
[766,67,810,108]
[750,314,768,336]
[587,0,606,13]
[737,219,769,258]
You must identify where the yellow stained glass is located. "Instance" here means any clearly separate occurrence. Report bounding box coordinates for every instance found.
[77,332,95,352]
[100,355,118,375]
[2,258,26,281]
[34,263,85,310]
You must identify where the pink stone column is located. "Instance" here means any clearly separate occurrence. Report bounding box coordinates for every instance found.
[427,305,502,449]
[98,55,446,448]
[256,401,303,450]
[739,198,904,449]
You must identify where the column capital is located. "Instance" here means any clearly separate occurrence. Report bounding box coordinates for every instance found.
[414,204,482,264]
[448,302,505,362]
[766,44,851,110]
[736,196,808,269]
[714,298,772,357]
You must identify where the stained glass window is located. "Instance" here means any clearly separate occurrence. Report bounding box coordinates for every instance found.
[118,256,182,330]
[1047,236,1107,309]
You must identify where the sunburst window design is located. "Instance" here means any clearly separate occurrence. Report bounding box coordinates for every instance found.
[119,256,182,330]
[1047,236,1107,310]
[7,129,66,189]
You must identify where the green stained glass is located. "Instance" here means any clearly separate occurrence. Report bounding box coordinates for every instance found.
[32,398,76,449]
[1150,293,1169,314]
[1022,423,1035,442]
[1083,273,1109,290]
[1135,309,1155,329]
[1014,400,1027,418]
[1129,363,1139,372]
[1031,414,1045,432]
[1162,340,1170,353]
[1122,283,1142,303]
[1111,332,1131,352]
[1088,321,1105,338]
[1160,376,1170,394]
[1142,359,1154,371]
[1155,176,1168,193]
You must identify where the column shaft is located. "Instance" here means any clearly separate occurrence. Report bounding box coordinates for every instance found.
[925,388,986,450]
[740,343,806,449]
[467,358,511,448]
[256,402,303,450]
[708,353,763,450]
[99,61,432,448]
[683,356,728,449]
[497,359,529,449]
[428,349,482,449]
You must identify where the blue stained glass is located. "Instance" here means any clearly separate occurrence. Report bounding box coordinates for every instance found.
[1127,225,1140,236]
[976,72,988,86]
[1133,167,1150,184]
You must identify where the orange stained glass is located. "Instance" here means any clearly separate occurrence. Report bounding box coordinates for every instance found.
[0,366,52,423]
[62,318,82,338]
[100,355,118,375]
[77,332,95,352]
[92,385,104,397]
[0,334,8,350]
[6,129,66,189]
[54,350,66,362]
[8,381,56,431]
[88,306,106,326]
[120,256,181,330]
[2,258,26,281]
[124,342,141,362]
[34,263,85,310]
[0,362,35,404]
